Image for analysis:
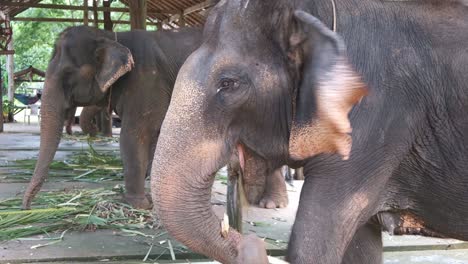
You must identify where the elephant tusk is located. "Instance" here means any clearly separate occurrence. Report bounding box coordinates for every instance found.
[236,144,245,173]
[221,213,230,238]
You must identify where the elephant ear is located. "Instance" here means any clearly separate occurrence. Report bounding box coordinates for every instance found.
[94,38,134,93]
[288,11,367,161]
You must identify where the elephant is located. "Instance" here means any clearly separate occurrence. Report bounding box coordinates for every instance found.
[63,106,77,135]
[21,26,204,209]
[151,0,468,263]
[64,105,113,137]
[21,25,289,211]
[78,105,112,137]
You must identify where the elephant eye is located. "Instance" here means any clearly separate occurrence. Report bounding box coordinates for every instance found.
[217,78,239,93]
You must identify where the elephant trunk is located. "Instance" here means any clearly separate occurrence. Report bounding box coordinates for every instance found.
[22,76,66,209]
[151,94,242,263]
[152,131,242,263]
[79,105,100,137]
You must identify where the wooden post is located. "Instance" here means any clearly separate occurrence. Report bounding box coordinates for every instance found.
[0,65,3,133]
[129,0,146,30]
[92,0,99,28]
[179,10,185,27]
[83,0,88,26]
[100,0,113,137]
[6,35,14,122]
[103,0,113,30]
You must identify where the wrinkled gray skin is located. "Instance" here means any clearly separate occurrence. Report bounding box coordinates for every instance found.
[22,26,204,209]
[152,0,468,263]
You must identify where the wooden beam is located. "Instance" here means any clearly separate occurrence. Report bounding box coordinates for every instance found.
[0,50,14,55]
[0,2,161,15]
[83,0,88,26]
[129,0,147,30]
[178,10,185,27]
[1,2,124,13]
[163,0,217,25]
[10,17,157,25]
[13,66,45,79]
[103,0,113,31]
[92,0,99,28]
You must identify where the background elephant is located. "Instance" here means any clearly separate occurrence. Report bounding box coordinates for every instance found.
[22,26,203,209]
[151,1,468,264]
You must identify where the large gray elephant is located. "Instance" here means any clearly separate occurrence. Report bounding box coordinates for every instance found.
[151,0,468,263]
[21,26,204,209]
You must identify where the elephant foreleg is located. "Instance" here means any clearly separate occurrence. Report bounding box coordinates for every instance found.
[286,156,389,263]
[342,222,383,264]
[98,109,113,137]
[64,107,77,135]
[120,126,152,209]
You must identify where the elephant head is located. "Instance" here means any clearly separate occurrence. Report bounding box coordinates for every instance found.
[151,2,367,263]
[22,26,133,209]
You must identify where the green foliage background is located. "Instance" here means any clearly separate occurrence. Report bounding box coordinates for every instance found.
[0,0,156,93]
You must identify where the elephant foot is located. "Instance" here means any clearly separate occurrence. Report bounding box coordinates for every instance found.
[124,194,152,209]
[258,192,288,209]
[65,124,73,135]
[258,168,289,209]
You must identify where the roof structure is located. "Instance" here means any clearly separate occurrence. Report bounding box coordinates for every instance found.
[14,66,45,82]
[0,0,42,18]
[123,0,216,27]
[0,0,218,27]
[0,0,218,55]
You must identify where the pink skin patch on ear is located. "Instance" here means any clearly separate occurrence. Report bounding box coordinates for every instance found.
[289,59,367,161]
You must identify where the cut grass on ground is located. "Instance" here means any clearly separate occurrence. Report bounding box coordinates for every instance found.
[0,187,158,241]
[0,140,123,182]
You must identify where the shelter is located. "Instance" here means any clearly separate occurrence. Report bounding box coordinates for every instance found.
[14,65,45,82]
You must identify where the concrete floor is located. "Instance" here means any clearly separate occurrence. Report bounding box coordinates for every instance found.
[1,122,468,263]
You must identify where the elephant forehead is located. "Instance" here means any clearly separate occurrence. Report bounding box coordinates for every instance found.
[79,64,95,80]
